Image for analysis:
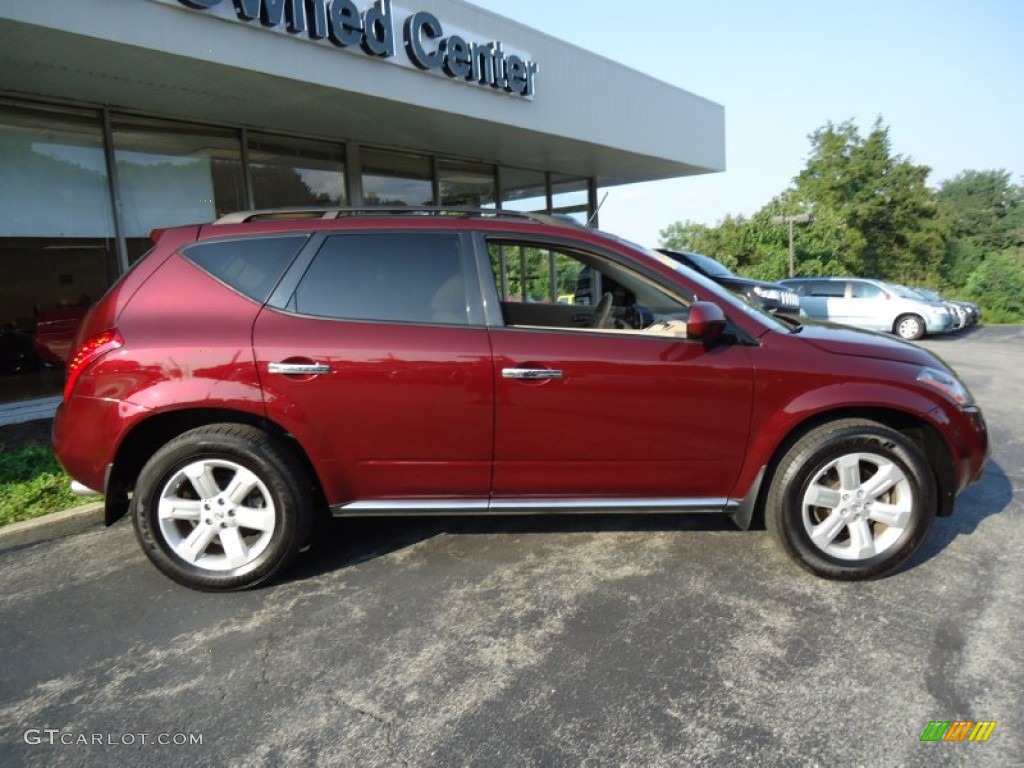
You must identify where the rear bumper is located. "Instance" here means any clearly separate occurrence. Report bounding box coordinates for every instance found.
[52,396,152,495]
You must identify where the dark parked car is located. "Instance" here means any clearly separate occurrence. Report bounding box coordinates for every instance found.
[658,249,800,316]
[54,208,988,591]
[0,328,41,375]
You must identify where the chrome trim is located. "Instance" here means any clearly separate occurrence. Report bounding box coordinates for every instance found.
[333,500,488,517]
[489,498,734,514]
[502,368,564,380]
[71,480,101,497]
[268,362,331,375]
[331,497,735,517]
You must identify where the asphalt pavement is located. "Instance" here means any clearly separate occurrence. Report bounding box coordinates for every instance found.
[1,326,1021,767]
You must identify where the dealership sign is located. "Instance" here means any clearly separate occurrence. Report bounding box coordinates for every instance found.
[177,0,538,98]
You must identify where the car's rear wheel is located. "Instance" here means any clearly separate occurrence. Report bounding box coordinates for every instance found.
[132,424,312,591]
[766,419,936,580]
[895,313,925,341]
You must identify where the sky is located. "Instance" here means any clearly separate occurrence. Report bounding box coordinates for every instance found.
[468,0,1024,246]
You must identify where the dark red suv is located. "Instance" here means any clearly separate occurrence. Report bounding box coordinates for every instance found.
[53,209,989,590]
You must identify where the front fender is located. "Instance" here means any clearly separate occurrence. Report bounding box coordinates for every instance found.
[730,380,951,503]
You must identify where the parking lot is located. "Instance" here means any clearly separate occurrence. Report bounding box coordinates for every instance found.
[1,326,1021,767]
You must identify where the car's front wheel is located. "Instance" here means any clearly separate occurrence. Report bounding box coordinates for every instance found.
[133,424,312,591]
[895,313,925,341]
[766,419,936,580]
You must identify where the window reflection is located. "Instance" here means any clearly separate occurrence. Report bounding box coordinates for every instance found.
[362,149,433,206]
[248,134,346,209]
[0,104,117,400]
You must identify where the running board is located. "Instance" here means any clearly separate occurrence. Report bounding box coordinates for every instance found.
[331,497,737,517]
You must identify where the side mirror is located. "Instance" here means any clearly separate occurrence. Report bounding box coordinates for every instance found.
[687,301,727,341]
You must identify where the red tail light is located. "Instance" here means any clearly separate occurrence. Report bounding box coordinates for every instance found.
[64,329,124,401]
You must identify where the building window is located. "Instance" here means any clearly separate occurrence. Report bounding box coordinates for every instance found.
[438,159,496,208]
[111,116,245,262]
[550,174,590,225]
[361,148,433,207]
[500,167,547,212]
[247,134,346,209]
[0,103,117,400]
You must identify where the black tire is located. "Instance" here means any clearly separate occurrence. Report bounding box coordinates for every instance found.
[766,419,936,580]
[132,424,312,591]
[894,314,925,341]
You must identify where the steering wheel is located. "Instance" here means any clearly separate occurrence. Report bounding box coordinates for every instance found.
[593,292,614,328]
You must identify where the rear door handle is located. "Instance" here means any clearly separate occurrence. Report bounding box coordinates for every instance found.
[502,368,563,380]
[268,362,331,375]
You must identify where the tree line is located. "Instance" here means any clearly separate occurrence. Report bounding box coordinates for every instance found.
[659,119,1024,323]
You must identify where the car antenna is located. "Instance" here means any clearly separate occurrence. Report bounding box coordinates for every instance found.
[587,191,609,228]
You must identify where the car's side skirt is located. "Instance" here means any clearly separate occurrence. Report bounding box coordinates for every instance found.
[331,497,737,517]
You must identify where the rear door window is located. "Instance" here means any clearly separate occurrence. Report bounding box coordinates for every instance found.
[288,233,470,325]
[851,282,884,299]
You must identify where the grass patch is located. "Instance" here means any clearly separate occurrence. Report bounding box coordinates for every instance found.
[0,443,83,527]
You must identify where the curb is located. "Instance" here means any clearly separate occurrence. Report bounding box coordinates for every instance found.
[0,502,105,552]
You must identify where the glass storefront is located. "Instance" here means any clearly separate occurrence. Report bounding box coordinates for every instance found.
[550,174,590,225]
[0,98,594,404]
[0,103,117,401]
[500,167,547,213]
[112,116,246,263]
[361,149,433,207]
[248,134,346,209]
[439,159,496,208]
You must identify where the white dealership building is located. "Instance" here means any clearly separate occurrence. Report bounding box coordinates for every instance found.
[0,0,723,404]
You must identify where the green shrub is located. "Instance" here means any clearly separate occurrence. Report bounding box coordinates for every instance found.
[0,443,82,526]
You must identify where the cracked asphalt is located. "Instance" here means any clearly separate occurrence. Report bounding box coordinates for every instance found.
[1,327,1021,767]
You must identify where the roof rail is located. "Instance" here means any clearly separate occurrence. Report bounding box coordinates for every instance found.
[212,206,587,229]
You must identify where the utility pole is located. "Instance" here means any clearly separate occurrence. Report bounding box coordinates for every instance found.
[771,213,814,277]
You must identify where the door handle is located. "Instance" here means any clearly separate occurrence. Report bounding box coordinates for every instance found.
[268,362,331,375]
[502,367,563,380]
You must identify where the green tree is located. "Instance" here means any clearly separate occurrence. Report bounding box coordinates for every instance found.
[793,119,947,284]
[963,251,1024,323]
[937,169,1023,250]
[936,170,1024,288]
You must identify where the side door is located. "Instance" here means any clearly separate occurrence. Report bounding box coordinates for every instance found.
[481,236,755,505]
[252,230,494,509]
[847,280,892,332]
[804,279,850,324]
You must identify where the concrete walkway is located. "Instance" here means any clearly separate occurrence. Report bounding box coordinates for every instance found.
[0,396,60,426]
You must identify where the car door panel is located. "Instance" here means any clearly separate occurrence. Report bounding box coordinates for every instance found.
[254,309,494,503]
[489,328,755,500]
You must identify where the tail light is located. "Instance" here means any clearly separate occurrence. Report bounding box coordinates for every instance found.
[64,329,123,401]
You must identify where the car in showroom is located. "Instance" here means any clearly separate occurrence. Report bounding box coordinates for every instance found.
[54,208,988,591]
[658,249,801,317]
[780,276,954,340]
[33,306,89,364]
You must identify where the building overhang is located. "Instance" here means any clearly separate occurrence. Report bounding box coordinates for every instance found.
[0,0,725,186]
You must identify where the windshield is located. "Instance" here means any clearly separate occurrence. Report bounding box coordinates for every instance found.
[679,251,735,278]
[891,283,927,300]
[635,243,793,333]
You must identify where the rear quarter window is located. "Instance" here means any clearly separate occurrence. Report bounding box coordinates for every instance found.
[182,235,307,302]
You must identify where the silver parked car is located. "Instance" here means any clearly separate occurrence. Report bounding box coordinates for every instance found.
[780,277,954,340]
[913,287,979,328]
